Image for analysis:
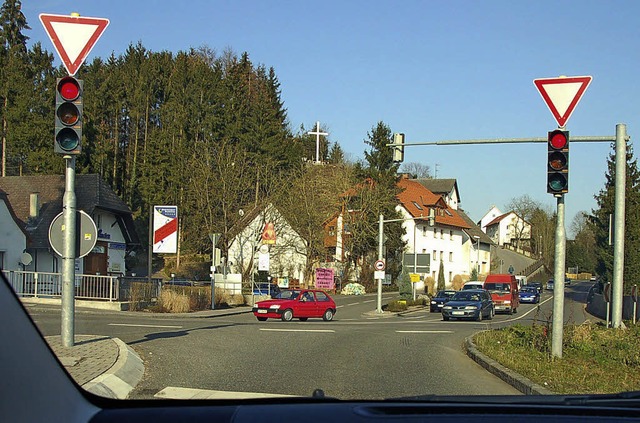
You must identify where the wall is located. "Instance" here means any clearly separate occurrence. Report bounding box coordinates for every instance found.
[0,201,26,271]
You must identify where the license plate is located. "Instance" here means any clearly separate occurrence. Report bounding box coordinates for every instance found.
[452,311,464,315]
[257,309,267,314]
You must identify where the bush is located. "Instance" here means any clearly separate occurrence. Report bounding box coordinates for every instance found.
[424,276,435,295]
[385,300,408,312]
[158,289,190,313]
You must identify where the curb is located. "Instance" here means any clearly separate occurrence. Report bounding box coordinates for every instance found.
[82,338,144,399]
[464,335,554,395]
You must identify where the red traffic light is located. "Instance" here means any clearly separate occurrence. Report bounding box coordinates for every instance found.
[548,130,568,150]
[57,77,80,101]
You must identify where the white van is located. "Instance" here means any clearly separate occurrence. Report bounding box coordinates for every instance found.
[515,275,527,289]
[462,280,484,290]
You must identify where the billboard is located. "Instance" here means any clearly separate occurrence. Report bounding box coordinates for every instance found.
[153,206,178,253]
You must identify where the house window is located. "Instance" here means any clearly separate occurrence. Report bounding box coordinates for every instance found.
[434,228,437,238]
[440,229,443,238]
[449,252,453,262]
[412,201,423,210]
[433,250,436,260]
[440,251,444,261]
[328,226,335,236]
[422,226,427,237]
[449,230,453,240]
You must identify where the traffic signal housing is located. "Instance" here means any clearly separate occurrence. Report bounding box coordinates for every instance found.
[547,129,569,195]
[392,133,405,163]
[54,76,83,155]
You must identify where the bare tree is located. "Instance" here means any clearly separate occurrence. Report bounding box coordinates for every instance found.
[400,162,431,179]
[504,194,540,250]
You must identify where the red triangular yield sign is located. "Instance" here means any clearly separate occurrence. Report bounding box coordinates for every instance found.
[39,13,110,76]
[533,76,592,127]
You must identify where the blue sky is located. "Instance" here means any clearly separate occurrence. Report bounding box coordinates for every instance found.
[22,1,639,233]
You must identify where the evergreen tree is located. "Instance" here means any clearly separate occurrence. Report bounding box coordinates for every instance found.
[437,260,445,291]
[590,140,640,294]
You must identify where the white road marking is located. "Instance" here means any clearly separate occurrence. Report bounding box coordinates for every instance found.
[396,330,453,334]
[108,323,183,329]
[259,328,335,333]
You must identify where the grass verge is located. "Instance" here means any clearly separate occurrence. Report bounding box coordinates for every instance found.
[473,322,640,394]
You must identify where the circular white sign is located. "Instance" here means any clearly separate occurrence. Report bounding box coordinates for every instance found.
[374,260,385,271]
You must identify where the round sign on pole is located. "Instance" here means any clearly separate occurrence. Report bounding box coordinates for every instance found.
[374,260,385,271]
[603,282,612,303]
[48,210,98,258]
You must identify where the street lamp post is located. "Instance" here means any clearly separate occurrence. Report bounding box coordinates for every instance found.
[473,235,480,276]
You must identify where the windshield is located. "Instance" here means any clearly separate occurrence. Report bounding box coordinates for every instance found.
[485,283,510,292]
[4,0,638,408]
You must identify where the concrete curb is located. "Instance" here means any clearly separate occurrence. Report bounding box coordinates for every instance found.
[464,335,554,395]
[82,338,144,399]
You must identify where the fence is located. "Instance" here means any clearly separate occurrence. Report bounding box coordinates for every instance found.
[2,270,161,302]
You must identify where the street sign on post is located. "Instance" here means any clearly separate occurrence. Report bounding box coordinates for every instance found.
[39,13,110,76]
[533,75,592,127]
[48,210,97,258]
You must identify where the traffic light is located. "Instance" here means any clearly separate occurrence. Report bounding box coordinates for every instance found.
[54,76,83,155]
[547,129,569,195]
[392,133,405,163]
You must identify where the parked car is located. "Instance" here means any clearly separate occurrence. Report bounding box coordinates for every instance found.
[518,286,540,304]
[252,289,336,322]
[430,289,457,312]
[441,289,494,321]
[547,279,555,290]
[526,282,543,294]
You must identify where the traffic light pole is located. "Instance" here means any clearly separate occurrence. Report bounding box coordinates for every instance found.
[551,194,566,358]
[611,124,627,328]
[61,156,77,347]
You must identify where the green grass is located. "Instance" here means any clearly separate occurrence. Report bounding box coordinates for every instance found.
[473,322,640,394]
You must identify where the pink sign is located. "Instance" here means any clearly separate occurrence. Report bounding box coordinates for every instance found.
[315,268,335,290]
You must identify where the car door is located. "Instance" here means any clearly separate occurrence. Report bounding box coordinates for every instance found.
[297,291,318,317]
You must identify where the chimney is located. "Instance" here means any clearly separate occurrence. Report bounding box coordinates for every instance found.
[29,193,39,219]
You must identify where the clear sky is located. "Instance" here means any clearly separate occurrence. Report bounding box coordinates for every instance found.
[22,1,640,233]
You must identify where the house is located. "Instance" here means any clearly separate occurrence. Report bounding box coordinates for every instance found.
[414,178,460,210]
[479,205,503,233]
[396,177,471,286]
[0,174,139,276]
[0,188,28,270]
[457,208,493,277]
[227,204,308,286]
[483,211,532,248]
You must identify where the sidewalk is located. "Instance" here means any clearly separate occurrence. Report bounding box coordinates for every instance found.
[44,306,251,399]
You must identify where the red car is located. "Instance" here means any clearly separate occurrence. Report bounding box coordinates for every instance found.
[252,289,336,322]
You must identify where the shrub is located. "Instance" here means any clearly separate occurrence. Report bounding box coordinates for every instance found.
[424,276,436,295]
[386,300,408,312]
[158,289,190,313]
[451,274,464,290]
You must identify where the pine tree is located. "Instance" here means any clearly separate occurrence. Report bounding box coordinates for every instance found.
[590,140,640,294]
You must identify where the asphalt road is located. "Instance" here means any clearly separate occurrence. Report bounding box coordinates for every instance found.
[25,281,598,400]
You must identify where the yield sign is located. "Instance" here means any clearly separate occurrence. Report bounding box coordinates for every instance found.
[39,13,110,76]
[533,76,592,127]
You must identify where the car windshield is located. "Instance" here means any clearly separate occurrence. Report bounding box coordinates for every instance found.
[485,283,510,292]
[4,0,638,411]
[275,290,300,300]
[452,292,481,302]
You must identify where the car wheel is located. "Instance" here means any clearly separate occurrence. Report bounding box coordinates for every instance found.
[477,311,483,322]
[322,309,334,321]
[487,308,493,320]
[281,309,293,322]
[299,317,308,321]
[256,317,267,321]
[443,315,450,321]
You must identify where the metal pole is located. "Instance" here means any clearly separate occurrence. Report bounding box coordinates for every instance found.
[413,223,417,300]
[148,205,153,285]
[211,236,215,310]
[376,214,383,313]
[551,194,566,358]
[61,156,77,347]
[611,123,626,328]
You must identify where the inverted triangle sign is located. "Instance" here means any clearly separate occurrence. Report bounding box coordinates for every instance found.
[534,76,592,127]
[40,13,110,76]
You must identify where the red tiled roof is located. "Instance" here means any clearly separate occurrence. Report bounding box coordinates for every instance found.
[396,178,470,229]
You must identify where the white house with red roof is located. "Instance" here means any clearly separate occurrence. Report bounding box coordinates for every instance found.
[396,177,476,286]
[482,209,531,248]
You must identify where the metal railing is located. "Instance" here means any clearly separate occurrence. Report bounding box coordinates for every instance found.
[2,270,162,302]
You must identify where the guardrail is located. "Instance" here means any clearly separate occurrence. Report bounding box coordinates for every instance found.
[2,270,161,302]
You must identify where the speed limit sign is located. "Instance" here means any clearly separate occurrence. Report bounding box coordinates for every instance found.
[374,260,385,271]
